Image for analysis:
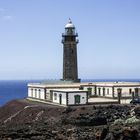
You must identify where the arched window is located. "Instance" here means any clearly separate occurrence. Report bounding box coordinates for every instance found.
[103,88,105,96]
[107,89,109,95]
[30,88,33,97]
[129,89,132,95]
[98,88,101,96]
[54,93,57,100]
[35,89,37,98]
[38,89,41,98]
[31,88,33,93]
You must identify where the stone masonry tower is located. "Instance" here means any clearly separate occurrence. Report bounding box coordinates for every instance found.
[62,19,80,82]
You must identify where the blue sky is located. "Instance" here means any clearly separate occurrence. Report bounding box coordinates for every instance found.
[0,0,140,80]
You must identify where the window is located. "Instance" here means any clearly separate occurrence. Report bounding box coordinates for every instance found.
[98,88,101,96]
[31,88,33,93]
[54,93,57,100]
[75,95,80,104]
[38,89,41,93]
[38,89,41,98]
[35,89,37,98]
[35,89,37,94]
[71,49,73,54]
[107,89,109,95]
[31,88,33,95]
[87,87,92,97]
[135,88,139,97]
[103,88,105,96]
[79,86,83,90]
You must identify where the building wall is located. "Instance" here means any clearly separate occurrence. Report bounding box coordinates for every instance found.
[94,86,140,98]
[96,87,113,97]
[114,87,135,98]
[28,87,45,100]
[52,92,66,105]
[68,92,87,105]
[82,86,95,95]
[28,88,32,97]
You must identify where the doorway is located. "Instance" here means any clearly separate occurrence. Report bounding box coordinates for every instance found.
[135,88,139,98]
[87,88,92,98]
[74,95,80,104]
[59,94,62,104]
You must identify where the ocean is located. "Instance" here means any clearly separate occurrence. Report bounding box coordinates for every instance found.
[0,80,42,106]
[0,79,140,106]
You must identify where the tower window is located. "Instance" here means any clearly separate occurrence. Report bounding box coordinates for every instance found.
[71,49,73,54]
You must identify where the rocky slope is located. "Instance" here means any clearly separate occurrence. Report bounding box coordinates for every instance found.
[0,99,140,140]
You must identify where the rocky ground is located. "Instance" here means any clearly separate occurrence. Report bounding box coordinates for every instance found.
[0,99,140,140]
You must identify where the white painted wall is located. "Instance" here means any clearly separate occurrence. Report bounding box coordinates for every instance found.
[32,90,35,98]
[114,87,135,98]
[28,87,45,99]
[83,86,95,95]
[95,86,140,98]
[52,92,66,105]
[68,92,87,105]
[103,87,113,97]
[52,91,87,105]
[40,89,45,99]
[28,88,32,97]
[47,88,79,94]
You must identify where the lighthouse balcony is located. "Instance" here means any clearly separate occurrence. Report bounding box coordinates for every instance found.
[61,39,79,44]
[62,33,78,37]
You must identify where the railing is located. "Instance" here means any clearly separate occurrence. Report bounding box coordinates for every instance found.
[61,39,79,44]
[62,32,78,37]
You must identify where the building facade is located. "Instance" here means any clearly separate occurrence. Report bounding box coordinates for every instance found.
[80,82,140,99]
[28,82,140,106]
[28,83,88,106]
[52,90,88,106]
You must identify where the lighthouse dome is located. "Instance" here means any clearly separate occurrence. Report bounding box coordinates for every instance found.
[65,19,75,28]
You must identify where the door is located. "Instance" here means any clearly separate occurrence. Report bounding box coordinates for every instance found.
[135,88,139,97]
[59,94,62,104]
[74,95,80,104]
[87,88,92,98]
[103,88,105,96]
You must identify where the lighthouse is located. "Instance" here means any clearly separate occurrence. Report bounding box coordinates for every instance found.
[62,19,80,82]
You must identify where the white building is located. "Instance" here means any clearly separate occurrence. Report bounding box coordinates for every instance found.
[27,81,140,106]
[52,89,88,106]
[80,82,140,99]
[28,82,88,106]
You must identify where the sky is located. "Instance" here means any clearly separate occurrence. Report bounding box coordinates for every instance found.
[0,0,140,80]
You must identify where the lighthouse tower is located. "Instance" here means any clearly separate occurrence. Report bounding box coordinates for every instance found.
[62,19,80,82]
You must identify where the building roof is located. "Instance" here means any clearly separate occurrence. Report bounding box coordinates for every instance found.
[52,89,88,93]
[65,19,75,28]
[28,81,140,88]
[95,82,140,87]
